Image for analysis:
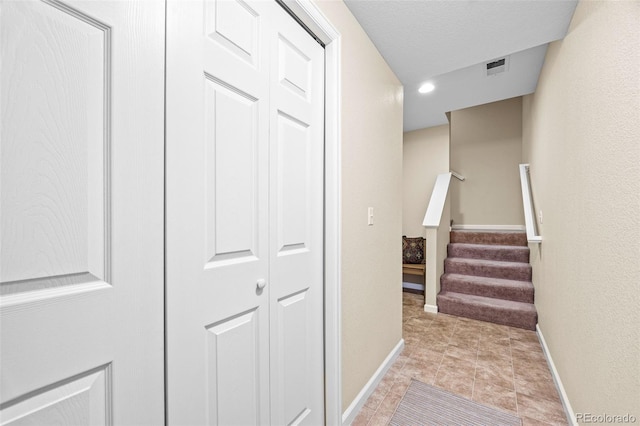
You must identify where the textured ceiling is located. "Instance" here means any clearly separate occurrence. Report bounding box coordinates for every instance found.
[343,0,578,131]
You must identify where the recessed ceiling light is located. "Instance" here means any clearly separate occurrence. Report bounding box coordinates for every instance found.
[418,82,435,94]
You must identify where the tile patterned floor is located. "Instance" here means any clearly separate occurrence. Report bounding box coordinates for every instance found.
[352,292,568,426]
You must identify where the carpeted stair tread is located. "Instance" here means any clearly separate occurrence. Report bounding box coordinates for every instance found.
[440,273,534,303]
[448,243,529,263]
[437,291,537,330]
[445,257,532,282]
[450,231,527,246]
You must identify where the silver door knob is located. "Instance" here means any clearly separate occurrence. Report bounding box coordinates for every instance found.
[257,279,267,290]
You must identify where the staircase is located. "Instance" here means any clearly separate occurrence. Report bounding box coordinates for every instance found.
[437,230,537,330]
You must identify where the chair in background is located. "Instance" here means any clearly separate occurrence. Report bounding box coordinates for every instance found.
[402,236,426,282]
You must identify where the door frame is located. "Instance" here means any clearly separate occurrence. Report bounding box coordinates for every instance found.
[280,1,342,424]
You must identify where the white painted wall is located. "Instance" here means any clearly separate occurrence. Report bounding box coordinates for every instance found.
[313,0,404,412]
[522,0,640,420]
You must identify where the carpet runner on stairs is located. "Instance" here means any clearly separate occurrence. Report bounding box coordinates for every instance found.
[437,230,538,330]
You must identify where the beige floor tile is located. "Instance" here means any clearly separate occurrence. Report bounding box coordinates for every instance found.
[423,329,455,343]
[444,343,479,363]
[475,364,515,390]
[439,354,477,375]
[483,322,512,337]
[477,350,513,372]
[388,377,411,397]
[415,365,439,385]
[517,392,568,425]
[513,359,553,382]
[434,372,474,398]
[512,347,547,364]
[448,333,481,349]
[410,347,444,365]
[521,415,558,426]
[473,379,518,414]
[509,327,540,343]
[374,392,403,419]
[354,292,566,425]
[392,354,410,370]
[416,338,449,353]
[363,386,387,411]
[514,376,561,402]
[480,335,511,349]
[390,374,413,388]
[366,412,392,426]
[479,338,512,355]
[351,407,375,426]
[511,337,545,353]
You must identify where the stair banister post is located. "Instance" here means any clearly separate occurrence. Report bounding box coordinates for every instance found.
[422,173,453,313]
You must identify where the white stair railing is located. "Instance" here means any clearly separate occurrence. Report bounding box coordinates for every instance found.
[519,164,542,243]
[422,173,453,313]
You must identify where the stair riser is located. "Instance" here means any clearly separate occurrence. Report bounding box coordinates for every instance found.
[437,296,537,330]
[448,244,529,263]
[445,259,531,281]
[441,276,534,304]
[450,231,527,246]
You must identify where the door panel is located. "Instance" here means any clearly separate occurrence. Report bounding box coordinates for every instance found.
[276,289,311,424]
[167,0,324,424]
[204,76,260,265]
[0,0,108,291]
[167,0,270,424]
[269,10,325,426]
[276,112,310,252]
[206,309,261,426]
[0,0,164,424]
[1,365,110,426]
[205,0,259,66]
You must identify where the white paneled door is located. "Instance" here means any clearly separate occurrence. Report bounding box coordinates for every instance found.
[166,0,325,424]
[0,0,165,425]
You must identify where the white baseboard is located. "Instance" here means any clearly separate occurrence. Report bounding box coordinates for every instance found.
[424,303,438,314]
[451,224,526,231]
[342,339,404,426]
[536,325,577,426]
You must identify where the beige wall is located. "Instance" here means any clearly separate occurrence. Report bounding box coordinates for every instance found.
[403,125,450,237]
[313,0,404,412]
[522,0,640,421]
[450,97,525,226]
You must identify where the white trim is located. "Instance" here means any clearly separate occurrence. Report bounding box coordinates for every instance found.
[423,173,452,228]
[519,164,542,244]
[536,325,577,426]
[450,224,526,232]
[285,2,342,424]
[341,339,404,426]
[282,0,339,44]
[423,303,438,314]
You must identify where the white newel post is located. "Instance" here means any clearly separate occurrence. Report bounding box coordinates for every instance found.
[422,173,452,313]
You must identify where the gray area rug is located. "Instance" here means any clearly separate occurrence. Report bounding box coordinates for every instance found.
[390,379,522,426]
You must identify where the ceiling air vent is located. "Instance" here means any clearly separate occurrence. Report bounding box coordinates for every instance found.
[486,56,509,76]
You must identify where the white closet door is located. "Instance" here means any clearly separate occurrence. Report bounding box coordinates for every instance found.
[268,8,325,426]
[0,1,165,424]
[166,0,270,424]
[166,0,325,424]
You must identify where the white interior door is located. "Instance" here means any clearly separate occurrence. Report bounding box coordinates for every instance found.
[268,7,325,425]
[0,1,165,424]
[166,0,325,424]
